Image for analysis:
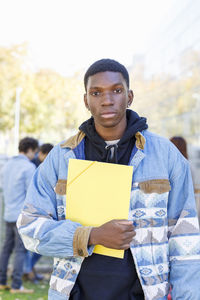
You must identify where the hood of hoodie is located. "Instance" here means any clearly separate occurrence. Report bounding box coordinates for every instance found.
[79,109,148,164]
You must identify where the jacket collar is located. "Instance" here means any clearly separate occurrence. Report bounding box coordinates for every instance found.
[135,132,145,150]
[61,130,146,151]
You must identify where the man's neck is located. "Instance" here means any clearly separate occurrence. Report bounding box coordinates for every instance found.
[19,152,29,159]
[94,119,127,141]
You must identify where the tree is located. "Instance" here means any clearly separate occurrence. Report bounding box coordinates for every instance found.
[0,44,89,145]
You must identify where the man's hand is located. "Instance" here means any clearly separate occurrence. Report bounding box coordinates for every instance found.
[88,219,136,250]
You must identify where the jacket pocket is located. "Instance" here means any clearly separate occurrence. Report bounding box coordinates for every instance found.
[139,179,171,194]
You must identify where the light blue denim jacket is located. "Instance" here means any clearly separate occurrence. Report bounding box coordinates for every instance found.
[17,130,200,300]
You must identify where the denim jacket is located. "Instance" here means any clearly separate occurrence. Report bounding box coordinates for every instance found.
[17,130,200,300]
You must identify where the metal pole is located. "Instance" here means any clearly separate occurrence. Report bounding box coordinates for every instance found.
[14,87,22,155]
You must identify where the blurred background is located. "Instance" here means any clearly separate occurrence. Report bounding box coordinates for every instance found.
[0,0,200,262]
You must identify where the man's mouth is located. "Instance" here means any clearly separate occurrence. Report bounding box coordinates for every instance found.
[100,112,117,118]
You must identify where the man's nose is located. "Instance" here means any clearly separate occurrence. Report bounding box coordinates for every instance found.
[101,92,113,105]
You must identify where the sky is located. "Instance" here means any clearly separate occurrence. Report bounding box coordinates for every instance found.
[0,0,175,76]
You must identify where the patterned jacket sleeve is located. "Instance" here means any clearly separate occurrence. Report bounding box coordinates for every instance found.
[168,143,200,299]
[17,145,93,258]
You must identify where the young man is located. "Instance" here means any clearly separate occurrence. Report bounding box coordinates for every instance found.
[0,137,38,294]
[17,59,200,300]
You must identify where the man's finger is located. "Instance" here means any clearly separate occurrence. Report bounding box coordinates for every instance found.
[121,244,131,250]
[117,221,135,232]
[125,231,136,239]
[117,220,133,226]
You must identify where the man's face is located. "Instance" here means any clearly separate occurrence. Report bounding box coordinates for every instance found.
[26,148,38,160]
[84,71,133,130]
[38,151,47,162]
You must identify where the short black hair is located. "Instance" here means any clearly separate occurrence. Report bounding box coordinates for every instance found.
[39,143,54,154]
[18,137,38,153]
[84,59,129,90]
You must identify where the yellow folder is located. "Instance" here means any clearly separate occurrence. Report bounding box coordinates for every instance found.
[66,158,133,258]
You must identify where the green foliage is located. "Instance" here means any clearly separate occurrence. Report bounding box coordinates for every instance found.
[0,44,88,143]
[0,44,27,130]
[0,43,199,144]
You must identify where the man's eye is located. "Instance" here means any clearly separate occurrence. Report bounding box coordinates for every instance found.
[91,91,100,96]
[113,88,122,93]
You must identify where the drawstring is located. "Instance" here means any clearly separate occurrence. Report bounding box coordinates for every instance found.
[105,144,118,163]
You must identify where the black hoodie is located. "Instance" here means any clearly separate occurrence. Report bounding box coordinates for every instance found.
[79,109,148,165]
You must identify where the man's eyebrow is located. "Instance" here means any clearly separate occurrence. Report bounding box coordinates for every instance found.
[111,82,124,87]
[89,83,124,90]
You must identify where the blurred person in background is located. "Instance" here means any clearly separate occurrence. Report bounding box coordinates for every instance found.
[24,143,54,282]
[0,137,38,294]
[32,143,54,167]
[38,143,54,164]
[170,136,188,159]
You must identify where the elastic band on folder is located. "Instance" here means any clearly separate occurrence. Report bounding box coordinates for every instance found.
[67,161,96,187]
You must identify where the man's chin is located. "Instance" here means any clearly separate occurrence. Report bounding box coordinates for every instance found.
[99,120,118,128]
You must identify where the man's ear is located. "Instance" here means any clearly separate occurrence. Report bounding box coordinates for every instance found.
[127,90,134,107]
[84,94,90,110]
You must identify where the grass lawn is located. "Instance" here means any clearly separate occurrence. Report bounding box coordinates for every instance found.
[0,281,49,300]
